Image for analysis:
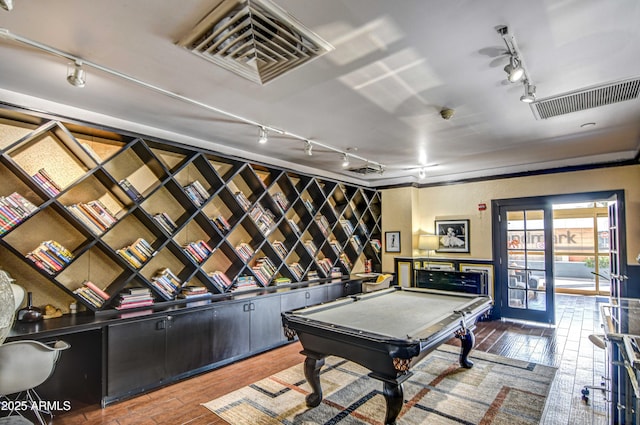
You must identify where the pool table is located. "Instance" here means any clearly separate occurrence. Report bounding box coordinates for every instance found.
[281,286,492,425]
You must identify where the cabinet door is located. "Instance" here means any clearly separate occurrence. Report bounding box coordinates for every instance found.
[212,301,250,363]
[107,317,166,398]
[249,295,283,349]
[327,282,345,301]
[344,280,362,296]
[305,285,328,306]
[165,309,214,377]
[281,290,307,312]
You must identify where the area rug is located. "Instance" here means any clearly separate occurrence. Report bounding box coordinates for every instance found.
[202,344,557,425]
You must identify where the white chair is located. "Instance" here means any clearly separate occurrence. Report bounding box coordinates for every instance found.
[362,274,393,293]
[0,340,70,425]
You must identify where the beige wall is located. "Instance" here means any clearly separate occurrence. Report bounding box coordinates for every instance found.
[381,164,640,272]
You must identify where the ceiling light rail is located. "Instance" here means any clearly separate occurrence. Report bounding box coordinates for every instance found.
[496,25,536,103]
[0,28,385,171]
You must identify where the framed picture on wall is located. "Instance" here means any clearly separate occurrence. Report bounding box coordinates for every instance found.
[385,231,401,252]
[435,219,469,253]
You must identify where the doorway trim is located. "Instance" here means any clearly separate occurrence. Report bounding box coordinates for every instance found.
[491,189,626,321]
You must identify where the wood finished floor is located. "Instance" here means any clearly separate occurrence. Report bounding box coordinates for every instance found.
[56,293,608,425]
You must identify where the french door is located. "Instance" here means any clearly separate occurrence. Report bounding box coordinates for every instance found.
[494,201,555,324]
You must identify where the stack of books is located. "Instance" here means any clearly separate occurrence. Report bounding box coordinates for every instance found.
[350,235,363,251]
[211,214,231,232]
[317,258,332,276]
[234,275,258,291]
[249,204,276,234]
[183,180,210,206]
[315,215,330,237]
[339,219,354,236]
[304,239,317,255]
[252,256,276,286]
[115,287,154,310]
[370,239,381,253]
[272,240,288,259]
[32,168,61,197]
[116,238,154,268]
[74,280,110,308]
[153,212,177,234]
[235,242,254,262]
[302,198,315,214]
[272,192,290,213]
[288,262,304,280]
[339,253,352,273]
[182,240,213,263]
[66,199,117,235]
[329,239,341,255]
[178,285,209,299]
[287,218,301,235]
[208,270,233,291]
[274,276,292,285]
[307,270,319,280]
[26,240,74,275]
[0,192,38,235]
[150,268,182,300]
[119,178,142,201]
[234,191,251,211]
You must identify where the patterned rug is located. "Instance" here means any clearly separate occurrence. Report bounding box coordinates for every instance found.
[202,344,557,424]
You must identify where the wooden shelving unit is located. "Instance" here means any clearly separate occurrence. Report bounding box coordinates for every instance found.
[0,106,382,313]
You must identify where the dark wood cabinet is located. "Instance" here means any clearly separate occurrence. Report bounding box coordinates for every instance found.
[415,269,487,295]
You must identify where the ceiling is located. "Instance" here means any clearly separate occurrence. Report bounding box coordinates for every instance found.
[0,0,639,187]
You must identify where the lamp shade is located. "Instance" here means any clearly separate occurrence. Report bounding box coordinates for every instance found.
[418,234,439,251]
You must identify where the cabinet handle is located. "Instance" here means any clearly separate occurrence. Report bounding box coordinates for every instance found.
[156,320,166,330]
[249,302,255,311]
[305,292,310,299]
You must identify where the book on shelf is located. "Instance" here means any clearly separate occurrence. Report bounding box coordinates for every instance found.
[304,239,317,255]
[32,168,61,197]
[329,239,341,255]
[208,270,233,291]
[0,192,37,234]
[307,270,319,280]
[67,200,117,234]
[234,191,251,211]
[272,240,288,259]
[272,192,290,213]
[152,212,177,234]
[274,276,291,285]
[119,178,143,201]
[26,240,74,275]
[235,242,254,261]
[150,268,182,300]
[339,218,354,236]
[234,274,258,291]
[178,285,209,299]
[287,218,301,235]
[250,204,276,234]
[212,214,231,232]
[316,257,333,275]
[370,238,381,253]
[115,287,154,310]
[302,198,315,214]
[288,262,304,280]
[84,280,111,300]
[182,240,212,263]
[117,238,154,268]
[314,215,330,237]
[183,180,210,206]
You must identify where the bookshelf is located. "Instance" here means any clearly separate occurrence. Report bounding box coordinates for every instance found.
[0,106,382,314]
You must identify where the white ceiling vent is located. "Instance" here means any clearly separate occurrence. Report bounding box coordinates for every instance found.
[531,77,640,119]
[177,0,333,85]
[348,165,381,175]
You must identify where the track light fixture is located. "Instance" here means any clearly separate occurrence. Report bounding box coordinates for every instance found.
[341,153,350,168]
[258,127,268,144]
[0,0,13,11]
[520,81,536,103]
[497,25,536,104]
[0,28,386,173]
[66,60,86,88]
[304,140,312,156]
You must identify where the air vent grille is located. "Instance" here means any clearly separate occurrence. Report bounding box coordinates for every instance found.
[177,0,333,85]
[532,77,640,119]
[348,165,381,175]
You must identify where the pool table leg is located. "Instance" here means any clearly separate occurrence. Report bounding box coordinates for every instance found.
[382,381,403,425]
[303,355,325,407]
[457,328,476,368]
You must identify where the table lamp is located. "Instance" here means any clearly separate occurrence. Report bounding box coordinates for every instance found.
[418,234,439,268]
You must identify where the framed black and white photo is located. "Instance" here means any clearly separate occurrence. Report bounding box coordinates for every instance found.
[385,231,401,252]
[435,219,469,253]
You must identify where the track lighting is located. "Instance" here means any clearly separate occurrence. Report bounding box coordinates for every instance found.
[258,127,268,144]
[304,140,312,156]
[66,60,86,88]
[0,0,12,11]
[497,25,536,104]
[520,81,536,103]
[341,153,350,168]
[504,56,524,83]
[0,28,388,173]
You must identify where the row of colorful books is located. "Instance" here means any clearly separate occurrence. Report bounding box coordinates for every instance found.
[234,275,258,291]
[249,203,276,235]
[315,215,330,237]
[317,257,333,275]
[66,199,117,235]
[272,240,288,259]
[340,253,352,272]
[183,180,210,206]
[304,239,317,255]
[26,240,74,275]
[178,285,208,299]
[32,168,61,197]
[339,218,354,236]
[252,256,277,286]
[153,212,177,234]
[150,268,182,300]
[116,238,154,268]
[234,191,251,211]
[288,262,304,280]
[182,240,213,264]
[0,192,38,234]
[74,280,110,308]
